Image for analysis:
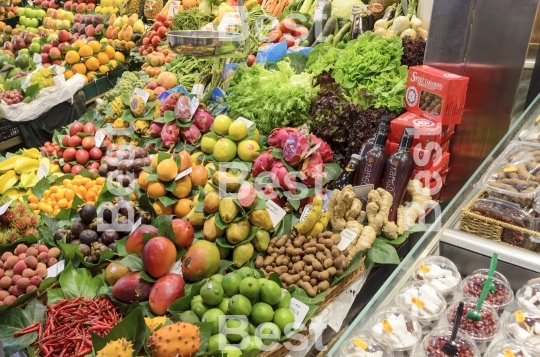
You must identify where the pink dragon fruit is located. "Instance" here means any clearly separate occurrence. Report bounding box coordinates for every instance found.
[148,122,164,138]
[251,150,276,177]
[174,95,191,123]
[270,161,297,193]
[160,92,181,115]
[310,135,333,163]
[301,151,324,188]
[283,126,310,167]
[268,127,298,148]
[180,124,201,145]
[193,108,214,133]
[161,121,180,148]
[262,184,286,206]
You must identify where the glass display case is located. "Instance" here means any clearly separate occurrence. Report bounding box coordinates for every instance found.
[327,94,540,356]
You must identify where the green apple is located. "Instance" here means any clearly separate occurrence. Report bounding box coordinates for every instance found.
[16,7,24,17]
[37,10,46,19]
[47,34,58,42]
[31,37,40,43]
[28,42,40,53]
[24,8,32,17]
[18,48,29,56]
[29,18,38,28]
[19,15,26,25]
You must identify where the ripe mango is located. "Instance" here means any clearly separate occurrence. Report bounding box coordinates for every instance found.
[105,262,130,285]
[181,240,221,282]
[142,237,177,278]
[112,271,153,303]
[149,273,186,315]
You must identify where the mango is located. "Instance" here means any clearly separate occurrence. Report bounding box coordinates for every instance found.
[219,197,238,224]
[142,237,177,278]
[203,216,224,242]
[252,229,270,252]
[226,218,251,245]
[149,273,186,315]
[248,210,274,231]
[126,225,158,256]
[203,191,221,214]
[112,271,153,303]
[212,171,240,192]
[181,240,221,282]
[233,243,254,268]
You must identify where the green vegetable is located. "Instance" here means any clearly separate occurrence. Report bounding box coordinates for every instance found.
[331,0,366,19]
[305,43,342,76]
[333,22,351,46]
[172,7,215,31]
[227,61,318,135]
[312,16,337,47]
[299,0,314,14]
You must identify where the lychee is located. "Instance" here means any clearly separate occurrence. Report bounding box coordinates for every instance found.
[0,269,3,279]
[0,260,3,269]
[48,247,61,259]
[7,286,12,294]
[0,301,3,306]
[30,275,42,287]
[17,278,31,291]
[26,285,37,293]
[13,260,27,275]
[1,252,13,262]
[47,257,57,267]
[11,285,21,297]
[4,256,19,270]
[37,245,49,254]
[24,256,38,269]
[4,295,16,305]
[13,244,28,255]
[4,269,13,278]
[36,268,48,279]
[37,252,49,263]
[18,253,26,260]
[37,262,47,270]
[11,274,21,286]
[22,269,35,278]
[0,290,9,301]
[26,247,38,257]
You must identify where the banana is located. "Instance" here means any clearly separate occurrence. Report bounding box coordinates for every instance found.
[308,222,324,237]
[21,148,41,159]
[0,156,19,172]
[14,157,39,174]
[0,170,19,194]
[294,196,323,234]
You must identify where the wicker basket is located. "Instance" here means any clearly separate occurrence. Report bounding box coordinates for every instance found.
[460,191,540,252]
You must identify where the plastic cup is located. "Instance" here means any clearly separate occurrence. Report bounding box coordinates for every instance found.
[460,274,514,315]
[412,256,461,303]
[516,280,540,313]
[503,308,540,355]
[484,339,535,357]
[394,281,447,335]
[340,331,393,357]
[368,306,423,357]
[421,326,480,357]
[469,269,510,286]
[446,298,500,354]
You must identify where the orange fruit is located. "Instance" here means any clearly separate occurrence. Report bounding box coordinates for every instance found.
[65,50,80,64]
[114,51,125,62]
[190,164,208,186]
[104,46,115,60]
[138,171,151,190]
[64,70,74,80]
[126,41,135,51]
[108,59,118,69]
[87,40,102,53]
[86,71,97,82]
[72,63,87,75]
[151,154,160,169]
[99,65,110,74]
[153,201,173,216]
[171,176,192,199]
[73,39,86,50]
[147,181,166,199]
[78,44,93,58]
[96,52,109,65]
[174,198,193,218]
[28,195,38,204]
[85,57,100,71]
[156,158,178,182]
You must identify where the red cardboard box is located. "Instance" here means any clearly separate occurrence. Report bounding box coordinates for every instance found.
[389,112,455,148]
[385,140,450,170]
[405,65,469,125]
[429,169,449,201]
[412,152,450,184]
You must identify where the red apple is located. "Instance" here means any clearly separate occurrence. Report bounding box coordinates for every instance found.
[64,1,72,9]
[146,81,158,90]
[63,147,76,162]
[69,122,84,136]
[41,43,52,53]
[61,135,70,146]
[49,47,61,60]
[89,147,102,160]
[75,149,90,165]
[171,219,194,248]
[40,53,50,64]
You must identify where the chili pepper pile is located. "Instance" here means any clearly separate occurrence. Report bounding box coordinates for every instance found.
[14,297,121,357]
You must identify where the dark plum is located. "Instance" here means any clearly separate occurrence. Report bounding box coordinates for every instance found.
[108,242,116,251]
[85,256,96,263]
[79,204,97,224]
[101,230,119,245]
[98,202,115,223]
[71,219,88,238]
[79,230,99,246]
[134,147,146,159]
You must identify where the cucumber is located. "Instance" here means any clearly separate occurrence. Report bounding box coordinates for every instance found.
[333,22,351,46]
[311,16,337,47]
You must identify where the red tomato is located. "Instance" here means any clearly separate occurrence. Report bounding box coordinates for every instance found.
[293,25,309,39]
[153,21,164,31]
[142,37,150,46]
[247,54,256,67]
[267,29,282,43]
[157,26,168,39]
[279,19,296,34]
[156,13,167,22]
[280,33,295,48]
[151,35,161,47]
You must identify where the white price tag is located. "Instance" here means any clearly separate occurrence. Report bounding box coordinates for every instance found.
[266,200,286,227]
[299,205,312,222]
[94,130,106,148]
[289,298,309,329]
[191,84,204,99]
[168,1,180,16]
[37,161,49,180]
[176,167,193,180]
[130,217,142,234]
[47,260,65,278]
[0,200,13,216]
[139,73,149,81]
[353,184,373,199]
[349,4,368,21]
[236,117,254,128]
[33,53,42,64]
[305,142,321,158]
[168,260,183,275]
[133,88,150,104]
[313,0,327,21]
[189,97,199,118]
[337,228,357,251]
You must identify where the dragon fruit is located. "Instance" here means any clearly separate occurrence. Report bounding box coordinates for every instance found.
[174,95,192,123]
[270,161,297,193]
[268,127,298,148]
[160,92,181,115]
[301,151,325,188]
[148,122,164,138]
[262,184,286,206]
[161,122,180,148]
[283,126,310,167]
[251,150,276,177]
[193,108,214,133]
[310,134,333,163]
[180,124,201,145]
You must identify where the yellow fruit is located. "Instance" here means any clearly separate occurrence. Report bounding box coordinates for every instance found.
[114,51,125,62]
[72,63,87,74]
[171,176,192,199]
[153,201,173,215]
[85,57,100,71]
[78,44,93,57]
[147,181,166,199]
[86,71,97,82]
[138,171,151,190]
[87,40,102,53]
[99,65,110,74]
[108,59,118,69]
[156,158,178,182]
[64,70,74,80]
[104,45,115,60]
[174,198,192,217]
[73,39,86,50]
[96,52,109,65]
[65,50,80,64]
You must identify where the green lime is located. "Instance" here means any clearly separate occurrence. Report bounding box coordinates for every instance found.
[239,277,260,299]
[237,267,255,279]
[241,335,263,353]
[255,322,281,346]
[251,302,275,324]
[222,272,242,297]
[200,281,224,306]
[191,300,211,319]
[253,269,262,278]
[191,295,202,304]
[218,297,230,314]
[273,308,295,334]
[225,318,250,342]
[202,308,225,334]
[222,345,242,357]
[275,290,292,310]
[259,280,282,305]
[207,333,229,352]
[210,274,224,284]
[228,294,252,316]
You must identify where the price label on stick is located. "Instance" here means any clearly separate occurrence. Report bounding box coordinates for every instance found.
[176,167,193,180]
[266,201,286,227]
[168,1,180,17]
[289,298,309,329]
[47,260,65,278]
[139,73,149,81]
[236,117,254,128]
[305,142,321,159]
[133,88,150,104]
[94,130,106,148]
[299,205,312,222]
[130,217,142,234]
[37,161,49,180]
[189,97,199,118]
[0,200,13,216]
[337,229,357,251]
[313,0,327,21]
[191,84,204,99]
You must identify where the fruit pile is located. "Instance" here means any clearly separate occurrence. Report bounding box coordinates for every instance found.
[0,148,55,193]
[0,89,24,105]
[28,176,106,216]
[29,67,54,89]
[0,200,39,245]
[138,13,172,56]
[99,145,151,185]
[70,14,105,41]
[63,41,123,83]
[102,13,144,51]
[40,141,60,157]
[94,0,123,15]
[41,9,74,31]
[0,243,60,306]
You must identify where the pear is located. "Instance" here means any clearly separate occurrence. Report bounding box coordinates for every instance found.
[108,13,116,26]
[233,243,254,268]
[121,15,129,26]
[105,25,113,38]
[128,13,138,26]
[123,25,133,41]
[118,25,126,42]
[133,19,144,33]
[112,16,122,29]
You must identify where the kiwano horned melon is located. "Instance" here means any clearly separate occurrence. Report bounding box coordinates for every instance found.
[148,322,201,357]
[96,338,134,357]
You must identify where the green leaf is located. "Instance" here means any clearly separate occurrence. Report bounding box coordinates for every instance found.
[115,238,128,257]
[367,241,400,265]
[214,212,228,230]
[323,162,342,181]
[271,148,283,160]
[176,311,200,324]
[117,254,143,270]
[157,195,178,207]
[218,260,233,274]
[0,234,38,255]
[0,308,37,356]
[274,213,294,238]
[194,322,214,354]
[47,288,64,305]
[138,193,157,218]
[140,270,157,283]
[25,300,46,324]
[58,263,107,299]
[168,280,206,315]
[32,177,50,199]
[95,179,129,208]
[163,110,176,122]
[267,272,283,288]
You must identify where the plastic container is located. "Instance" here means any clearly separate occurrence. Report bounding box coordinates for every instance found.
[446,298,500,353]
[394,281,447,334]
[340,331,394,357]
[412,256,461,302]
[460,273,514,315]
[469,269,510,286]
[369,307,422,357]
[503,308,540,354]
[421,326,480,357]
[484,339,535,357]
[516,280,540,312]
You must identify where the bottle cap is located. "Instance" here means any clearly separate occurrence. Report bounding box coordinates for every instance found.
[351,154,362,161]
[380,116,392,125]
[374,133,388,147]
[399,134,413,151]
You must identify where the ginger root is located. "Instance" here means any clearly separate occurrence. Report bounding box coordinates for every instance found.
[345,198,362,221]
[366,201,384,235]
[327,189,340,218]
[404,180,436,230]
[348,225,376,261]
[330,185,356,231]
[382,221,398,239]
[397,205,405,235]
[356,210,367,224]
[376,188,393,223]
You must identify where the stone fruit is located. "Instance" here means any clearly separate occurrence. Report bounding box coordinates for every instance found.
[213,138,237,162]
[171,218,194,248]
[112,271,153,303]
[96,338,134,357]
[142,237,177,278]
[226,218,251,245]
[105,262,130,285]
[126,225,158,256]
[202,216,224,242]
[149,273,185,315]
[181,240,220,282]
[148,322,201,357]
